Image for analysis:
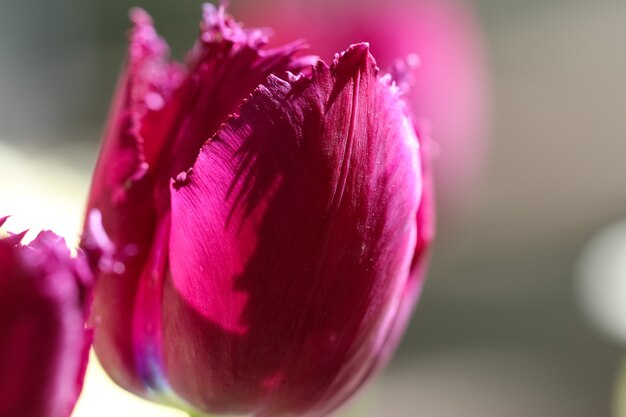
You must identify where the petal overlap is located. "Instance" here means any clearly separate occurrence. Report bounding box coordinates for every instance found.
[86,5,307,395]
[166,44,421,416]
[84,6,434,417]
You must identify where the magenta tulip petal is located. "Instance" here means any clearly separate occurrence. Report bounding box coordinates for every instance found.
[86,5,435,416]
[86,5,311,396]
[149,3,309,186]
[167,43,422,416]
[363,121,436,376]
[3,229,29,247]
[88,7,182,226]
[84,8,179,392]
[0,229,93,417]
[235,0,490,206]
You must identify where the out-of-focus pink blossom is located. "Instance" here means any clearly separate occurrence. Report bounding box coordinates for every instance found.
[84,5,433,416]
[235,0,491,207]
[0,218,93,417]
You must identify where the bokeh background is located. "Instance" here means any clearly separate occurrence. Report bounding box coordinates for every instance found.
[1,0,626,416]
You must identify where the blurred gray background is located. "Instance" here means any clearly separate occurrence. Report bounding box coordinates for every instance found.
[1,0,626,416]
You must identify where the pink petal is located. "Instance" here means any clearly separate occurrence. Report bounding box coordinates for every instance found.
[86,5,311,396]
[84,9,178,392]
[148,4,309,189]
[166,43,422,416]
[352,120,436,387]
[0,231,93,417]
[2,229,28,246]
[235,0,490,207]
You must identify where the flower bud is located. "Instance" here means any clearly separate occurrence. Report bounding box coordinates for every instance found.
[0,218,92,417]
[84,6,434,416]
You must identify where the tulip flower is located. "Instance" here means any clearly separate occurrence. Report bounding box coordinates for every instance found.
[234,0,490,207]
[84,5,433,417]
[0,218,93,417]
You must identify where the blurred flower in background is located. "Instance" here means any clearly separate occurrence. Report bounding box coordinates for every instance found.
[0,221,92,417]
[233,0,491,210]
